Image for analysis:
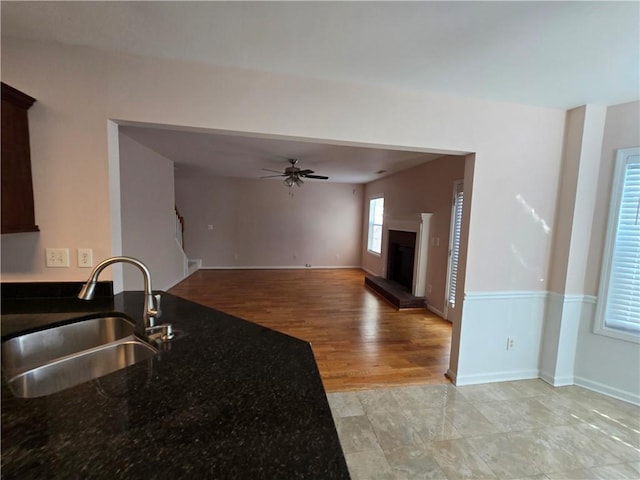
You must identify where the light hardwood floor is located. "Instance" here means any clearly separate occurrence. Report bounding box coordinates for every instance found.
[169,268,452,393]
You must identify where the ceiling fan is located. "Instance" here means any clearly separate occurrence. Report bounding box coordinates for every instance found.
[261,158,329,188]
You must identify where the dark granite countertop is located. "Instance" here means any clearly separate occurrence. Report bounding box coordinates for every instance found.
[1,288,350,479]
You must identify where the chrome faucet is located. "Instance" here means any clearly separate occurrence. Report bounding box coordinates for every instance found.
[78,256,173,342]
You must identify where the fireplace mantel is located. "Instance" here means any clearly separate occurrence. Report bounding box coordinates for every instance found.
[381,213,433,297]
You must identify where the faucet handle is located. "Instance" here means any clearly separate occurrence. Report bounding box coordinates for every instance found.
[153,294,162,318]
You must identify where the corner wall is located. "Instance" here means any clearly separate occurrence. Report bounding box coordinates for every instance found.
[119,133,186,291]
[573,101,640,403]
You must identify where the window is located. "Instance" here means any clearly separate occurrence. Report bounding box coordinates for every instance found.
[447,181,464,309]
[595,147,640,343]
[367,196,384,255]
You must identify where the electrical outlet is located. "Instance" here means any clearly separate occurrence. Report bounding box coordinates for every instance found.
[77,248,93,268]
[45,248,70,267]
[507,337,515,351]
[427,284,432,294]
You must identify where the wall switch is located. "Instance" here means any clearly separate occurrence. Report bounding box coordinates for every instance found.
[45,248,70,267]
[77,248,93,268]
[207,224,214,230]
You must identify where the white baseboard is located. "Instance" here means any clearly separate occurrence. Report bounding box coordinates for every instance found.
[539,370,574,387]
[187,259,202,275]
[200,265,363,270]
[574,375,640,406]
[453,369,540,386]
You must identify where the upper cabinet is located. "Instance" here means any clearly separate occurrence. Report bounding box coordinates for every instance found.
[1,82,39,234]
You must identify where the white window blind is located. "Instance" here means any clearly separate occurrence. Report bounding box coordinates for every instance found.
[596,147,640,342]
[448,183,464,308]
[367,197,384,254]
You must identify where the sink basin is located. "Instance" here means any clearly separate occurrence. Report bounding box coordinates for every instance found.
[2,316,158,398]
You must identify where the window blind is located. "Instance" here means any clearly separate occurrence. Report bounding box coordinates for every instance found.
[604,156,640,333]
[448,185,464,308]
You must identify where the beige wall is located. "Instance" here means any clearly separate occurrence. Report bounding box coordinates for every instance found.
[362,155,466,315]
[1,37,568,384]
[585,101,640,295]
[572,101,640,399]
[548,107,586,293]
[119,133,186,291]
[175,175,364,268]
[0,37,566,297]
[1,42,111,280]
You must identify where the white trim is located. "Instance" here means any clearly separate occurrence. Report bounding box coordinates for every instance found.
[187,258,202,275]
[574,375,640,406]
[547,291,597,305]
[199,265,363,270]
[465,291,548,301]
[453,369,540,386]
[594,323,640,344]
[465,291,596,304]
[565,294,597,304]
[539,371,574,387]
[456,290,547,387]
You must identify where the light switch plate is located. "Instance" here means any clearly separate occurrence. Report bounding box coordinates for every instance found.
[45,248,70,267]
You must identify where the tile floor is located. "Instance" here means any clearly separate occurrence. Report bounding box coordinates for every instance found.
[326,380,640,479]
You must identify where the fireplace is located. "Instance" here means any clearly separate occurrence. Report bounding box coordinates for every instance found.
[381,213,433,297]
[387,230,417,290]
[364,213,433,309]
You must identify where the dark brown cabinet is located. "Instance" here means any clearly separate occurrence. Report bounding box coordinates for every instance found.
[2,82,39,234]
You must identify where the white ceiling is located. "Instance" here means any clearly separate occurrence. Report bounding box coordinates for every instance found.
[3,1,638,182]
[119,125,446,183]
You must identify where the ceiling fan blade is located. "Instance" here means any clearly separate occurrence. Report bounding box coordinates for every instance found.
[262,168,285,174]
[298,169,314,175]
[301,174,329,180]
[260,174,286,178]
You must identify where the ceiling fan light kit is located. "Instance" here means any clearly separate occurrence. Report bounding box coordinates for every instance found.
[261,158,329,190]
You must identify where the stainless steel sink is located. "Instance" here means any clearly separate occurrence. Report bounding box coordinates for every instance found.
[2,316,158,398]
